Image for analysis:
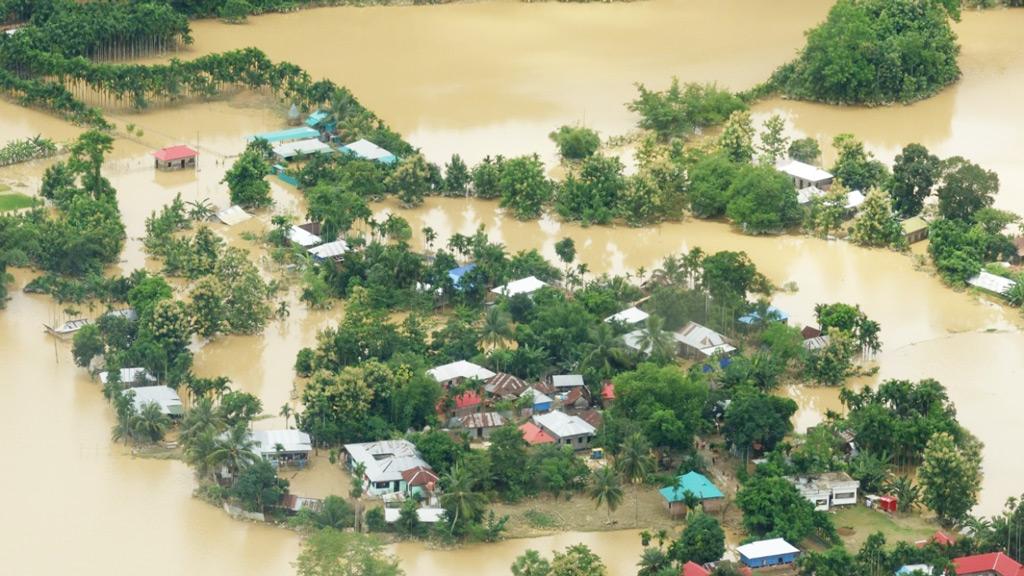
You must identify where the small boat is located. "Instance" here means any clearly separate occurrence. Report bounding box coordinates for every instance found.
[44,318,91,337]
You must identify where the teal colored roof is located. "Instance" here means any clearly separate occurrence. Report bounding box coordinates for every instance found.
[305,110,329,128]
[659,471,724,503]
[247,127,320,144]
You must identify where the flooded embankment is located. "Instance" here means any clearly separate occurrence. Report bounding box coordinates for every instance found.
[2,1,1024,574]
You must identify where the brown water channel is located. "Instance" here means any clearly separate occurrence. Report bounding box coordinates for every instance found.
[2,1,1024,574]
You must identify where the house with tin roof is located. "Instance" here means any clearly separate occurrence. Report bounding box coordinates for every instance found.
[427,360,496,388]
[533,410,596,450]
[952,552,1024,576]
[659,471,726,515]
[674,322,736,358]
[344,440,433,497]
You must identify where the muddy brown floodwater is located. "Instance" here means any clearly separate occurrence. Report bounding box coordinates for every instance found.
[2,1,1024,575]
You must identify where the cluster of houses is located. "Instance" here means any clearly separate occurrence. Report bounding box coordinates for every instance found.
[774,158,932,246]
[427,359,603,448]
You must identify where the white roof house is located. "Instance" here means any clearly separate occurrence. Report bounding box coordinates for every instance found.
[491,276,548,298]
[845,189,867,210]
[308,240,349,261]
[776,159,834,188]
[384,507,445,524]
[552,374,584,389]
[533,410,596,440]
[802,335,831,351]
[673,321,736,357]
[344,440,430,485]
[250,429,312,457]
[341,139,396,163]
[797,185,825,205]
[622,329,653,355]
[427,360,495,384]
[98,367,156,386]
[604,306,649,325]
[968,270,1017,295]
[522,387,553,405]
[215,205,252,226]
[272,138,332,161]
[737,538,800,560]
[287,225,322,248]
[129,386,183,416]
[105,308,138,322]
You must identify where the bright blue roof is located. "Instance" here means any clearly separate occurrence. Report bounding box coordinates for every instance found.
[448,264,476,288]
[305,110,329,128]
[738,306,789,325]
[247,127,320,144]
[659,471,724,503]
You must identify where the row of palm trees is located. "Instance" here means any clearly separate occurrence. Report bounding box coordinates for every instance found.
[589,432,654,526]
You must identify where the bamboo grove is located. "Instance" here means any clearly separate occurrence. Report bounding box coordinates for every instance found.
[0,0,412,155]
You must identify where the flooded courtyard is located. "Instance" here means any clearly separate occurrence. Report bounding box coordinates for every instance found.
[2,1,1024,574]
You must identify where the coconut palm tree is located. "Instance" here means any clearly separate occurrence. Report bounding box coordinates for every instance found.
[180,397,223,446]
[440,463,486,536]
[651,254,686,287]
[480,306,514,351]
[633,315,677,364]
[279,403,293,429]
[131,402,171,444]
[618,432,653,528]
[184,430,218,480]
[185,198,215,222]
[636,546,670,576]
[207,422,259,479]
[589,466,624,525]
[581,323,629,379]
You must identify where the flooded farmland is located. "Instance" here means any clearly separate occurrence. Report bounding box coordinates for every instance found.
[2,1,1024,575]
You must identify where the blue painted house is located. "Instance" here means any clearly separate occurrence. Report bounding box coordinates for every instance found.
[659,471,726,514]
[523,387,552,413]
[737,538,800,568]
[447,263,477,291]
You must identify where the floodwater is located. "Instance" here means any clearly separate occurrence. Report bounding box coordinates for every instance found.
[2,1,1024,574]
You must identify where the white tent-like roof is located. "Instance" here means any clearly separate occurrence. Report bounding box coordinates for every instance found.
[272,138,332,160]
[288,225,322,248]
[491,276,547,297]
[968,270,1017,295]
[250,429,312,456]
[552,374,584,389]
[776,159,833,184]
[342,139,395,163]
[309,240,348,261]
[129,386,183,416]
[427,360,495,383]
[845,189,867,210]
[737,538,800,560]
[797,185,825,205]
[215,205,251,226]
[604,306,649,325]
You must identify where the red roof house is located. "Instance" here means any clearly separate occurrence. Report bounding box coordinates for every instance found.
[519,422,555,445]
[401,466,439,489]
[152,145,198,170]
[917,531,956,548]
[801,326,822,339]
[437,390,483,419]
[681,562,752,576]
[953,552,1024,576]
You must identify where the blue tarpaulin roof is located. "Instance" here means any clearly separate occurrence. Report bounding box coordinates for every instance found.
[305,110,330,128]
[247,127,319,144]
[659,471,724,503]
[448,264,476,287]
[701,357,732,373]
[738,306,789,325]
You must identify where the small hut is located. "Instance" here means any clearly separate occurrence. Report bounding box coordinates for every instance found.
[152,145,198,171]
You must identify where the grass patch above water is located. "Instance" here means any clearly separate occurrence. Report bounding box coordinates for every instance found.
[832,506,938,550]
[523,508,560,529]
[0,192,38,212]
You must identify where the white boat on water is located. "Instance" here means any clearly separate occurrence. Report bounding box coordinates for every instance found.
[44,318,91,337]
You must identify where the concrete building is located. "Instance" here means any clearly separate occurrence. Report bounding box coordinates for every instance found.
[250,429,312,468]
[533,410,596,450]
[738,538,800,568]
[152,145,197,171]
[788,472,860,511]
[344,440,432,497]
[776,159,834,190]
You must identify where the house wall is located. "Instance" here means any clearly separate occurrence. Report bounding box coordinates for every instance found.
[555,433,592,450]
[830,485,858,506]
[741,552,799,568]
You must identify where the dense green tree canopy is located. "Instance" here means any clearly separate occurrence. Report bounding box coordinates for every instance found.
[775,0,961,105]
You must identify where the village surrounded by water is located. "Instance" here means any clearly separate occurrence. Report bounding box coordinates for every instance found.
[2,2,1024,576]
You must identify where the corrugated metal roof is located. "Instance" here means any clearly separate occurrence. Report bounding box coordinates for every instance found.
[427,360,495,383]
[533,410,596,438]
[659,471,725,503]
[737,538,800,560]
[460,411,505,429]
[129,386,182,416]
[674,322,735,356]
[272,138,332,160]
[247,127,319,144]
[152,145,197,162]
[341,139,396,164]
[287,225,322,248]
[968,270,1017,295]
[215,205,251,226]
[552,374,584,388]
[604,306,649,325]
[344,440,429,484]
[309,240,348,260]
[776,159,833,183]
[251,429,312,455]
